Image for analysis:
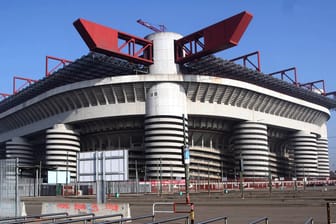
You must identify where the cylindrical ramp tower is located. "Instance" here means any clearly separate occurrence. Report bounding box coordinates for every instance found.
[6,137,34,177]
[233,121,270,179]
[45,124,80,180]
[290,131,318,178]
[317,137,329,177]
[146,32,182,74]
[145,82,188,179]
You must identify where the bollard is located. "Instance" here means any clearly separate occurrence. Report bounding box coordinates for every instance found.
[327,202,331,224]
[190,203,195,224]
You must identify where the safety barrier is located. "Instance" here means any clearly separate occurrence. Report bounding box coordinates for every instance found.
[7,213,123,224]
[152,202,196,223]
[46,213,123,223]
[152,202,194,222]
[41,213,95,223]
[145,215,190,224]
[248,217,269,224]
[11,213,95,224]
[152,202,175,217]
[95,214,155,223]
[197,216,228,224]
[304,217,314,224]
[0,211,321,224]
[0,212,68,223]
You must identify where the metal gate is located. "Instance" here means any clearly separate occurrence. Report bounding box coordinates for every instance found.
[0,158,20,218]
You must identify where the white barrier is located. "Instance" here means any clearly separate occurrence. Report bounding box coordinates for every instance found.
[42,202,130,218]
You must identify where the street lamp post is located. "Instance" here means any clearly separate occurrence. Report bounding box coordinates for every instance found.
[182,114,190,203]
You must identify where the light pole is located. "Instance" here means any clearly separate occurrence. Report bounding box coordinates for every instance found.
[239,153,244,199]
[182,113,190,203]
[159,157,162,196]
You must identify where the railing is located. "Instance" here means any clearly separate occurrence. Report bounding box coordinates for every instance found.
[248,217,269,224]
[152,202,175,218]
[43,213,123,224]
[95,214,154,223]
[145,215,190,224]
[40,213,95,223]
[304,217,314,224]
[152,202,194,223]
[0,212,68,224]
[197,216,228,224]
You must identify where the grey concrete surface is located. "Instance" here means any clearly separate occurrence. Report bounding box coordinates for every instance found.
[22,188,336,224]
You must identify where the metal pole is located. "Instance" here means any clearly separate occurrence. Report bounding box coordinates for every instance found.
[170,164,172,192]
[135,160,139,195]
[208,162,210,196]
[182,114,190,203]
[327,202,331,224]
[221,161,224,192]
[66,152,68,186]
[268,171,272,196]
[15,158,20,216]
[240,171,244,199]
[303,165,306,191]
[0,161,2,203]
[159,158,162,196]
[157,162,159,196]
[56,169,58,196]
[95,151,101,204]
[35,167,38,197]
[76,153,79,197]
[102,151,106,203]
[240,154,244,199]
[39,161,42,197]
[221,161,223,182]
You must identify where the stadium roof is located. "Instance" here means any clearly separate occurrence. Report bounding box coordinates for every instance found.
[0,52,335,113]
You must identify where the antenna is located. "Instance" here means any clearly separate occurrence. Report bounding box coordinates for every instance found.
[137,19,166,33]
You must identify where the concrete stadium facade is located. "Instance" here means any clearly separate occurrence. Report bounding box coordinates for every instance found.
[0,32,334,182]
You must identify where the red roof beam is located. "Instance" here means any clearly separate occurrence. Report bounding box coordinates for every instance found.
[299,80,326,96]
[73,18,153,65]
[46,55,72,77]
[175,11,253,64]
[0,93,11,100]
[230,51,261,72]
[326,91,336,97]
[268,67,299,86]
[13,76,37,94]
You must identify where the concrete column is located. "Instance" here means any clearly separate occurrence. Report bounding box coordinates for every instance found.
[317,137,329,177]
[145,82,187,179]
[45,124,80,181]
[291,131,318,178]
[6,137,34,177]
[233,121,269,179]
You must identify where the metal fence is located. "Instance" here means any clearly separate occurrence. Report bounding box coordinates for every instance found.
[38,181,151,196]
[0,159,38,218]
[18,177,38,197]
[0,158,19,217]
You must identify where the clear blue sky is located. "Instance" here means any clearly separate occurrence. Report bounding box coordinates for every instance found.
[1,0,336,169]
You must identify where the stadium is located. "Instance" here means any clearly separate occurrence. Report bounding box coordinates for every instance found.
[0,11,335,183]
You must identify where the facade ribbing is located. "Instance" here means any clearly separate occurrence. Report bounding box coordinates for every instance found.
[45,124,80,179]
[0,31,333,182]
